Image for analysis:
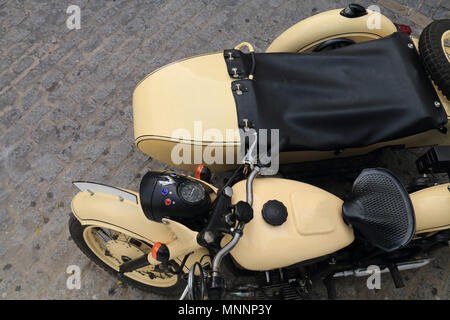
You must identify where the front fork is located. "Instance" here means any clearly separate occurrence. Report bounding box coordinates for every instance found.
[180,166,261,300]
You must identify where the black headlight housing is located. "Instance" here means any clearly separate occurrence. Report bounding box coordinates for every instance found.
[139,171,211,230]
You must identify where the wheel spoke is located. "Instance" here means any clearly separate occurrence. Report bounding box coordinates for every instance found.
[83,226,179,287]
[443,31,450,62]
[95,228,113,242]
[445,44,450,56]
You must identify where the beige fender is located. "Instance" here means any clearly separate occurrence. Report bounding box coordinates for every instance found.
[411,183,450,234]
[266,8,397,53]
[71,188,208,271]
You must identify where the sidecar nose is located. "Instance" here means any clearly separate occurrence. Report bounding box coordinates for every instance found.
[133,52,241,170]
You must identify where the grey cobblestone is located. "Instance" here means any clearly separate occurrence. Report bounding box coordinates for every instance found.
[56,119,81,142]
[35,51,65,74]
[30,120,58,145]
[105,118,127,139]
[40,211,70,239]
[18,209,43,236]
[1,126,27,147]
[433,9,450,20]
[56,141,83,164]
[85,163,110,181]
[0,208,12,233]
[82,34,103,53]
[30,155,64,183]
[13,69,38,92]
[28,232,50,266]
[0,0,448,301]
[0,107,23,129]
[61,160,90,184]
[4,26,30,42]
[104,137,133,168]
[103,33,126,52]
[21,269,50,298]
[111,166,137,186]
[0,59,10,74]
[83,140,110,163]
[65,65,91,85]
[69,82,93,104]
[42,69,64,91]
[5,140,32,165]
[91,82,116,102]
[0,71,14,92]
[21,86,42,110]
[99,19,122,37]
[58,52,82,73]
[47,82,71,104]
[13,184,39,213]
[23,103,51,126]
[7,43,28,61]
[12,56,34,74]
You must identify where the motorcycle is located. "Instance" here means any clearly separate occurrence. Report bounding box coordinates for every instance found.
[69,5,450,299]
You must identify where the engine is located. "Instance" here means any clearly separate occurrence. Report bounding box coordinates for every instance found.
[139,171,211,230]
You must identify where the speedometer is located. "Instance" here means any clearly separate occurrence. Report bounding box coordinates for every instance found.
[179,182,206,204]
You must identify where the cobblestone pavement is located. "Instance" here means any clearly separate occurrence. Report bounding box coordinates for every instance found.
[0,0,449,300]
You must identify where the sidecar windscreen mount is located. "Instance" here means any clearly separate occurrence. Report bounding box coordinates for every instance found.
[227,32,448,152]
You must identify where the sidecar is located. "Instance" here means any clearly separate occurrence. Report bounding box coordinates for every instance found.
[133,7,450,172]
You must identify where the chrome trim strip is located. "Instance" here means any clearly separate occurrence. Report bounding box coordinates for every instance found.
[73,181,138,204]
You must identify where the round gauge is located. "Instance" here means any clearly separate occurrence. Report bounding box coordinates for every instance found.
[179,182,206,204]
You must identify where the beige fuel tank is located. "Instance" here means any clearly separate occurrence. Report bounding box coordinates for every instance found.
[411,183,450,234]
[227,178,354,271]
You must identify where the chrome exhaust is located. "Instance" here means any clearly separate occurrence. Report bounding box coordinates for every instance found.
[333,259,432,278]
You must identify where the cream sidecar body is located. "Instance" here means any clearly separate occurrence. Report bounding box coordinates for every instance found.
[133,9,450,172]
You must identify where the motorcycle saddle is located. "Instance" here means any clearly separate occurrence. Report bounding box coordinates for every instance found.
[342,168,415,252]
[226,32,448,152]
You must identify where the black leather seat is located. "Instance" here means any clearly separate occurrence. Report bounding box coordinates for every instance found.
[342,168,416,252]
[228,32,448,152]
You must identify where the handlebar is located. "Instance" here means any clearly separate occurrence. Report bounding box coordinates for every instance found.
[183,166,260,300]
[212,166,259,272]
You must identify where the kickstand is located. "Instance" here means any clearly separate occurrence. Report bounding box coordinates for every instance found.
[388,264,405,288]
[323,275,337,300]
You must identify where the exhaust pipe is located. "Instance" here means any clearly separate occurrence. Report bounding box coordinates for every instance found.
[333,259,432,278]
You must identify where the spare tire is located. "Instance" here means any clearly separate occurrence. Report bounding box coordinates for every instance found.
[419,19,450,100]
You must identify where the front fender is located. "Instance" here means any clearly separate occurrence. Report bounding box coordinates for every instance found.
[266,8,397,53]
[71,190,174,244]
[71,187,209,271]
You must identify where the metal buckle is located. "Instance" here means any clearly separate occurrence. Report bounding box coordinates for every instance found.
[232,67,239,78]
[232,82,247,95]
[236,83,242,95]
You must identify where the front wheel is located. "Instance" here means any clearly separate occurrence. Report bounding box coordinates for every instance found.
[69,214,185,297]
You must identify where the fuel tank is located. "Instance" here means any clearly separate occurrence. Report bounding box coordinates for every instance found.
[411,183,450,234]
[227,178,354,271]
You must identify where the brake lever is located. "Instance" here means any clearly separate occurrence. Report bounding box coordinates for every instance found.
[179,262,205,300]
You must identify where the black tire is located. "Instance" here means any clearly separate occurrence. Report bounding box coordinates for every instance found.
[419,19,450,100]
[68,214,186,297]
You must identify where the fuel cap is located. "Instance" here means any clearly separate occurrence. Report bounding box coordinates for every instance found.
[340,4,367,18]
[262,200,288,226]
